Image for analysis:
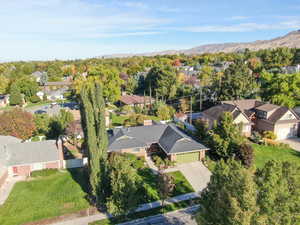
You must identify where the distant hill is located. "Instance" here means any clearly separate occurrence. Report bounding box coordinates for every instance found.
[102,30,300,58]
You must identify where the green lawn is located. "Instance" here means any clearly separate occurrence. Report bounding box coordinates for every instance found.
[253,143,300,169]
[111,114,129,126]
[0,165,193,225]
[137,169,195,204]
[0,169,90,225]
[167,171,195,196]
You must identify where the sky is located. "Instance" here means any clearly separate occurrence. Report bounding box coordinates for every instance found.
[0,0,300,61]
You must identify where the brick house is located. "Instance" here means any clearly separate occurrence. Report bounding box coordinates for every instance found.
[0,136,64,187]
[203,99,299,140]
[108,123,209,164]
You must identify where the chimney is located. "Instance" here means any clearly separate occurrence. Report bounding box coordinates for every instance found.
[143,120,153,126]
[56,138,64,169]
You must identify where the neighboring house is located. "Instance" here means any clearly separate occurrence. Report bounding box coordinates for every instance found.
[281,65,300,74]
[221,99,300,140]
[0,95,9,107]
[43,81,72,91]
[0,136,20,188]
[31,71,45,83]
[41,87,68,101]
[108,123,209,163]
[119,94,154,107]
[201,104,253,136]
[174,112,188,123]
[0,136,64,183]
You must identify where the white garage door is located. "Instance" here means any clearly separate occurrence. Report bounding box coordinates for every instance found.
[276,125,298,140]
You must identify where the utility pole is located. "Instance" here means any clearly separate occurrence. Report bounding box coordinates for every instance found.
[199,81,203,112]
[189,96,193,125]
[149,81,152,109]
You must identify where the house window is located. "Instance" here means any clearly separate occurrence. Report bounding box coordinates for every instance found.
[257,110,267,119]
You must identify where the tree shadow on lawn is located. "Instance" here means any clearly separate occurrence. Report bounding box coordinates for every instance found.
[67,167,95,207]
[290,149,300,158]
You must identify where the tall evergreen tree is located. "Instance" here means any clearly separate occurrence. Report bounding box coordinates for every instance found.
[9,82,22,106]
[79,80,108,206]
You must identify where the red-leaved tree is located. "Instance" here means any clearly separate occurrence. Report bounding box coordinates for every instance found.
[0,108,36,140]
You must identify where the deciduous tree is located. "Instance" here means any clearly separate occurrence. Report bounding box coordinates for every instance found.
[0,108,36,140]
[195,160,257,225]
[106,153,140,216]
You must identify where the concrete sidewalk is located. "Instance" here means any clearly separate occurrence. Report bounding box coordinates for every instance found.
[119,205,199,225]
[51,192,199,225]
[0,176,25,205]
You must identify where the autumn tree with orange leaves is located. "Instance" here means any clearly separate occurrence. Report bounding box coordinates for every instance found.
[0,108,36,140]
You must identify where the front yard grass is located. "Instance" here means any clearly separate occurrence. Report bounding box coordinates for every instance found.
[0,156,194,225]
[167,171,195,196]
[137,169,195,204]
[0,168,90,225]
[253,143,300,169]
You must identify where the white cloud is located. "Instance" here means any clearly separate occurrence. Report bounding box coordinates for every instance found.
[0,0,168,40]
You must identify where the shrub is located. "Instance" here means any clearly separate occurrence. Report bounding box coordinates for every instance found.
[124,153,145,170]
[31,169,58,177]
[263,131,277,140]
[134,106,143,114]
[30,95,41,103]
[136,114,147,125]
[121,105,133,114]
[152,155,165,169]
[30,136,40,142]
[250,131,263,144]
[235,144,254,168]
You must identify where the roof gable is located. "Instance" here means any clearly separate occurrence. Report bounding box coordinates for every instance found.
[158,124,208,154]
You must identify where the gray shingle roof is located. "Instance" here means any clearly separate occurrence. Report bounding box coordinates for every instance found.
[108,125,167,151]
[108,124,208,154]
[0,136,21,145]
[1,140,60,166]
[158,124,208,154]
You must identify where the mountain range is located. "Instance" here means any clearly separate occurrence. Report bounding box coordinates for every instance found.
[102,30,300,58]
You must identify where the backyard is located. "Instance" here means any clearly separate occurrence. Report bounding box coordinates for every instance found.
[253,143,300,169]
[111,114,160,127]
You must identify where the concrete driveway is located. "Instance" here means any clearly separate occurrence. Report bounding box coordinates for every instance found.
[280,138,300,152]
[176,161,211,193]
